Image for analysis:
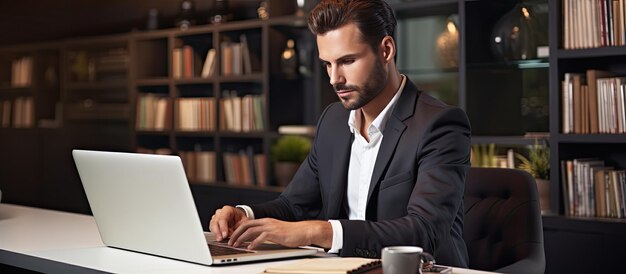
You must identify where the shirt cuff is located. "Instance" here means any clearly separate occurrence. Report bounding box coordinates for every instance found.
[235,205,255,220]
[327,220,343,253]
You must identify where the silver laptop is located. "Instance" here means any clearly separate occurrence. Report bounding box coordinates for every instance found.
[72,149,316,265]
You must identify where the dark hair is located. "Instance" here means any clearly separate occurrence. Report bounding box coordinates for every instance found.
[308,0,397,54]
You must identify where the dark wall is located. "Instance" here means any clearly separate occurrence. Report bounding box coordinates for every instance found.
[0,0,276,47]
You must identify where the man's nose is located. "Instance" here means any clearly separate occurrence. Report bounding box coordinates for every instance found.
[328,66,345,87]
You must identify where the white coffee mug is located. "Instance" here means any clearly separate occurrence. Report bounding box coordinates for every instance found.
[382,246,424,274]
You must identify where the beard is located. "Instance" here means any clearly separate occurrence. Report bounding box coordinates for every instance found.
[333,58,388,110]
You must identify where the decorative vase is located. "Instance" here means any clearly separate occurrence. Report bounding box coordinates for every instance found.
[535,178,550,214]
[175,0,196,31]
[209,0,229,24]
[490,2,541,61]
[281,39,298,78]
[296,0,306,17]
[274,162,299,186]
[436,17,459,68]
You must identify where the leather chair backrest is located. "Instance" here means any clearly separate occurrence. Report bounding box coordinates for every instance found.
[463,167,545,274]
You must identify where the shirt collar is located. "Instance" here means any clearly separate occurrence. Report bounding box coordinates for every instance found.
[348,74,407,135]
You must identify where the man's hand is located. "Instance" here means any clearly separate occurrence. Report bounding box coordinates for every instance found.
[209,206,248,241]
[228,218,332,250]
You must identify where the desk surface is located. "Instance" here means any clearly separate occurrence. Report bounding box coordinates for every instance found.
[0,203,495,274]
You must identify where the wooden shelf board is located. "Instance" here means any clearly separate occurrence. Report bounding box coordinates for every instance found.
[556,46,626,59]
[135,78,170,86]
[556,134,626,144]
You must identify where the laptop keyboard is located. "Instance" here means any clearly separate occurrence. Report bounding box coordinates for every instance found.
[208,242,255,256]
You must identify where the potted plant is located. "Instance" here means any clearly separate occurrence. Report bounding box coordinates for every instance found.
[515,141,550,213]
[271,135,311,186]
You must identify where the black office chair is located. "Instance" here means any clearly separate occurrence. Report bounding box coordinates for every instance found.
[463,167,545,274]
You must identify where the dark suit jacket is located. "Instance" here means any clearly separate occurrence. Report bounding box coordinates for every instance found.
[251,79,471,267]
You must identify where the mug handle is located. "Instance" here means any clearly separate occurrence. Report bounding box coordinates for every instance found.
[420,252,436,271]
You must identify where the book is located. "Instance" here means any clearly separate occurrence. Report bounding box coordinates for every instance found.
[586,69,612,134]
[172,48,183,79]
[572,73,582,133]
[254,154,267,187]
[240,34,252,74]
[263,258,381,274]
[278,125,316,136]
[182,45,194,79]
[200,48,216,78]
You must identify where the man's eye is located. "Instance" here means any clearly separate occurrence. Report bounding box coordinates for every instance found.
[342,59,354,65]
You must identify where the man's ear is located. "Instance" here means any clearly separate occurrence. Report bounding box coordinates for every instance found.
[380,35,395,63]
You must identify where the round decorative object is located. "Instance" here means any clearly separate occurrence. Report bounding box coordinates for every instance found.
[175,0,196,31]
[146,8,159,31]
[257,1,269,20]
[296,0,306,17]
[490,3,539,61]
[209,0,229,24]
[436,18,459,68]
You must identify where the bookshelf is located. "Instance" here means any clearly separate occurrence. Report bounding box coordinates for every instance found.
[0,46,60,129]
[128,17,322,191]
[543,0,626,273]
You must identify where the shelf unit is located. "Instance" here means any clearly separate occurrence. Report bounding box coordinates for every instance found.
[0,42,63,210]
[128,16,325,189]
[549,0,626,219]
[392,0,550,139]
[0,44,61,129]
[545,0,626,273]
[390,0,551,184]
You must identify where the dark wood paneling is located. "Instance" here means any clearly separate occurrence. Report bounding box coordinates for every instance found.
[0,0,295,47]
[543,215,626,273]
[0,129,42,207]
[39,128,91,214]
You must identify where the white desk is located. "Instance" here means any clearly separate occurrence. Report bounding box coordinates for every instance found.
[0,203,494,274]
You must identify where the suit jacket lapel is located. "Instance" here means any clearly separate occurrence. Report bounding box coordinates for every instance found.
[366,80,419,204]
[327,110,352,219]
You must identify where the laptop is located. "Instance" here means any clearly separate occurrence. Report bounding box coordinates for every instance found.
[72,149,317,265]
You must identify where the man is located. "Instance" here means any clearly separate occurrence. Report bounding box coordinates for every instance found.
[210,0,470,267]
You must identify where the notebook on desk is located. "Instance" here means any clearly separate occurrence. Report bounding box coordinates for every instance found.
[72,149,316,265]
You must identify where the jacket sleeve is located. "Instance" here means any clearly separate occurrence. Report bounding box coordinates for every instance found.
[249,104,337,221]
[338,107,470,259]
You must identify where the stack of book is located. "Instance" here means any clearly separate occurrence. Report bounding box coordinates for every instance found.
[222,146,267,187]
[219,91,264,132]
[0,97,34,128]
[172,45,216,79]
[96,48,129,71]
[220,34,257,76]
[136,94,171,131]
[562,0,626,49]
[11,56,33,87]
[176,97,217,131]
[172,45,199,79]
[562,71,626,134]
[561,158,626,219]
[179,150,217,183]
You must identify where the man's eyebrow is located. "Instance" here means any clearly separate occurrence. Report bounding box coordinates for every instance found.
[319,54,360,64]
